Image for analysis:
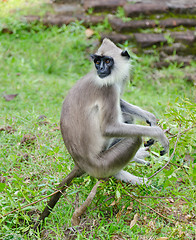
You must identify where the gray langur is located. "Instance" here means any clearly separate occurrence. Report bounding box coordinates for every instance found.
[60,38,169,185]
[33,39,170,229]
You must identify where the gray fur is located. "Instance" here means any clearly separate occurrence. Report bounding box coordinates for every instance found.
[60,38,169,184]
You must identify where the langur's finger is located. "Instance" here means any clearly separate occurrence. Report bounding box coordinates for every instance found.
[144,139,154,147]
[160,150,166,156]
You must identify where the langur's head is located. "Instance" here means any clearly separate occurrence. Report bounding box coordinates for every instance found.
[91,38,131,86]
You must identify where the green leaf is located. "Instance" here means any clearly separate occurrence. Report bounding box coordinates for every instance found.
[0,182,6,192]
[116,190,121,199]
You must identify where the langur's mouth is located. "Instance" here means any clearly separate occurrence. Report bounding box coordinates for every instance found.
[98,73,108,78]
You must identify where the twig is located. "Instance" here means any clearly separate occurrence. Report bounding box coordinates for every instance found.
[169,162,189,172]
[138,195,192,202]
[60,190,73,205]
[148,126,181,180]
[1,189,61,218]
[136,195,169,199]
[122,187,187,223]
[74,191,80,209]
[168,125,195,139]
[91,195,114,212]
[150,125,194,157]
[71,180,102,226]
[125,192,179,224]
[163,128,171,134]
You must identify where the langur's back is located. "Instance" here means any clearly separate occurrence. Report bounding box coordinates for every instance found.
[60,72,105,159]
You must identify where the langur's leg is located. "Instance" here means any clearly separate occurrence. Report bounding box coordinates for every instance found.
[131,147,150,166]
[97,137,148,185]
[114,170,147,185]
[131,156,150,166]
[109,138,151,166]
[92,137,142,183]
[113,145,149,185]
[33,166,84,230]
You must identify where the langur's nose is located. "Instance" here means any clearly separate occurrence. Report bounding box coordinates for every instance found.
[100,62,104,70]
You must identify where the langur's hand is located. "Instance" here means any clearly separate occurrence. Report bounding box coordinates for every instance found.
[145,113,157,149]
[145,112,157,127]
[152,126,169,155]
[144,138,155,147]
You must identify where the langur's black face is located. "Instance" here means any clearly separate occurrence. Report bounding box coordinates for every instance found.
[91,50,130,79]
[91,54,114,78]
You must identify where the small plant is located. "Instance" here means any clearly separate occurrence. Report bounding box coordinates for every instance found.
[165,33,175,45]
[116,7,132,22]
[87,7,94,15]
[92,17,112,35]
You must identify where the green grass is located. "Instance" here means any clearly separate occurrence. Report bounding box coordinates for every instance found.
[0,1,196,239]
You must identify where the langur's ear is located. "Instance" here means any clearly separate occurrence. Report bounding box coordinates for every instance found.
[121,50,130,59]
[90,54,97,60]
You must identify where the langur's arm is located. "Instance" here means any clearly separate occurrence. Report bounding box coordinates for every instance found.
[120,99,157,126]
[104,122,169,155]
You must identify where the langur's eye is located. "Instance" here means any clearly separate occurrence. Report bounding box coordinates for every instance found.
[105,59,110,64]
[96,61,100,65]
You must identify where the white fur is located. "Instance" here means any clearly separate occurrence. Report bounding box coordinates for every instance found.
[114,170,148,185]
[131,147,150,165]
[94,59,130,89]
[132,156,150,165]
[93,38,131,93]
[135,147,150,159]
[93,39,149,185]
